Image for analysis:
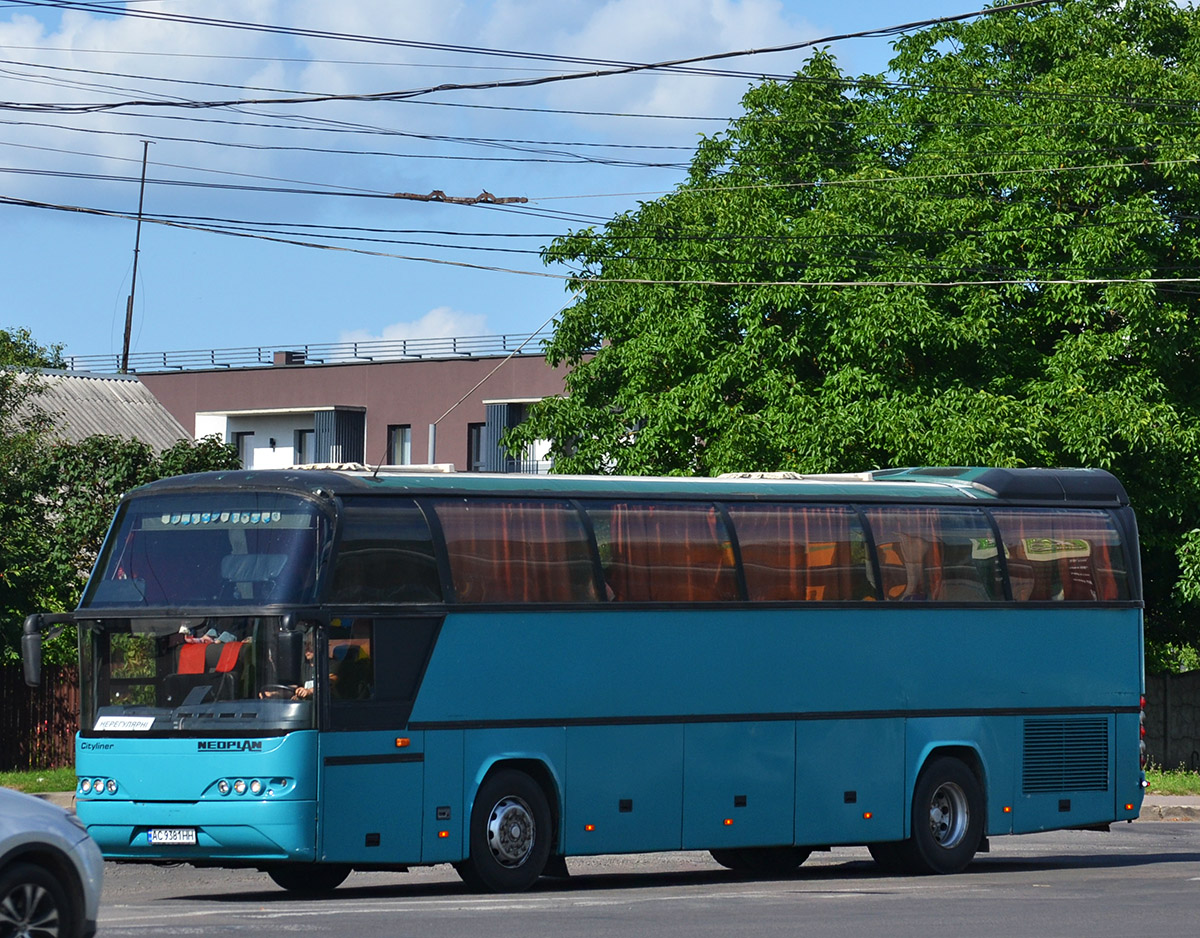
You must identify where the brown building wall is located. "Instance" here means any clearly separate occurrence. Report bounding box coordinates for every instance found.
[140,354,568,470]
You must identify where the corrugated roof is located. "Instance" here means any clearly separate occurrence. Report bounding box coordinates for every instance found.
[15,370,189,451]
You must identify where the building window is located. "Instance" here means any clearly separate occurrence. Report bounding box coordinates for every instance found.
[294,428,315,465]
[467,423,485,472]
[231,431,254,468]
[387,425,412,465]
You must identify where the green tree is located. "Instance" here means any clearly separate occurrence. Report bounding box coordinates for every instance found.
[512,0,1200,664]
[0,328,62,658]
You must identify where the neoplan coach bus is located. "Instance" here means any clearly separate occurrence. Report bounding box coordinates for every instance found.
[23,465,1146,892]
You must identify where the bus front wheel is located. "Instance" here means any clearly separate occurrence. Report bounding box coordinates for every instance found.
[267,863,350,893]
[457,769,552,893]
[874,756,983,875]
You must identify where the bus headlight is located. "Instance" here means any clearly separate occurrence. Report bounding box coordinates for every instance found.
[217,780,231,795]
[79,779,92,794]
[233,779,247,795]
[106,779,118,794]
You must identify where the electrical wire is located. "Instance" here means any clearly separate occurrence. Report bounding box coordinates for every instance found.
[0,1,1060,112]
[3,193,1195,291]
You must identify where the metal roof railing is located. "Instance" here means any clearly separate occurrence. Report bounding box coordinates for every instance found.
[64,329,557,374]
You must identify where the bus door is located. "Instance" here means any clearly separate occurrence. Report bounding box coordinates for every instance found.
[317,616,443,865]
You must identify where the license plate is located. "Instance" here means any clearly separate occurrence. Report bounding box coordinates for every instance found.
[147,828,198,845]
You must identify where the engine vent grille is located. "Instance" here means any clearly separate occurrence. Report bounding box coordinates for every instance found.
[1022,718,1109,793]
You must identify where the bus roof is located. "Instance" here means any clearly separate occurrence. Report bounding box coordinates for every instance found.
[132,465,1130,507]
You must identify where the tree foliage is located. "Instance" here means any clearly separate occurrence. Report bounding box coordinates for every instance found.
[511,0,1200,662]
[0,329,242,661]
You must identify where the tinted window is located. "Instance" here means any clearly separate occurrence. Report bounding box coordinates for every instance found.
[83,493,326,608]
[864,506,1004,602]
[329,501,442,604]
[584,501,739,602]
[726,504,873,601]
[433,499,599,603]
[991,508,1130,601]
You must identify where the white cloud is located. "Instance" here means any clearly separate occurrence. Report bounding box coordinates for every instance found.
[340,305,489,343]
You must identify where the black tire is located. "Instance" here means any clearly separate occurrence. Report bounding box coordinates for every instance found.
[0,861,76,938]
[267,863,351,893]
[884,756,984,875]
[456,769,552,893]
[710,846,811,875]
[867,841,909,874]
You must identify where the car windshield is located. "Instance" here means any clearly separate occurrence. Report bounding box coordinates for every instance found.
[78,616,317,735]
[81,491,329,609]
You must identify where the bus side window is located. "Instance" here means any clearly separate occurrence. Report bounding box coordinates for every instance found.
[328,502,443,604]
[583,501,739,603]
[991,508,1129,602]
[725,503,872,601]
[328,622,374,701]
[433,499,599,603]
[863,507,1003,602]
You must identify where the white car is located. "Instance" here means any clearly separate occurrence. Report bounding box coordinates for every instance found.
[0,787,103,938]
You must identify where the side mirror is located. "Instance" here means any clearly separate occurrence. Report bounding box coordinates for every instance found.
[21,615,43,687]
[22,613,77,688]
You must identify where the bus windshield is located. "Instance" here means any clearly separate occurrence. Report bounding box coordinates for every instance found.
[81,491,329,609]
[78,615,317,735]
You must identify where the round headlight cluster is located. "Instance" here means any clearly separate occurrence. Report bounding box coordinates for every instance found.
[216,778,266,796]
[79,778,118,795]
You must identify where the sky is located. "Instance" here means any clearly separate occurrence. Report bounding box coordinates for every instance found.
[0,0,997,365]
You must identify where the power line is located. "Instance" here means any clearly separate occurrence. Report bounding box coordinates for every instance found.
[3,192,1196,292]
[0,1,1059,113]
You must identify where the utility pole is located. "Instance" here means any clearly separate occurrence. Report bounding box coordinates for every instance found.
[121,140,152,374]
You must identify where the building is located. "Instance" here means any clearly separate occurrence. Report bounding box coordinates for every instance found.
[19,370,189,450]
[65,332,569,472]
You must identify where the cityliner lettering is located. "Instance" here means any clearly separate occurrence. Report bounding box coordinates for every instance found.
[197,741,263,752]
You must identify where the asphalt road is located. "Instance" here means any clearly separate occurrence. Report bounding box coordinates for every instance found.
[95,822,1200,937]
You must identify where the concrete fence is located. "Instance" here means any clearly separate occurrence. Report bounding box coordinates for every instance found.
[1144,669,1200,771]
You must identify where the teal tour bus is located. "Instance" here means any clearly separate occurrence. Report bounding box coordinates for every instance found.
[23,465,1146,892]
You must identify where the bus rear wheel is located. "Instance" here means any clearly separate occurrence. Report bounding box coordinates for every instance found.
[710,846,811,875]
[875,756,983,875]
[456,769,552,893]
[267,863,351,893]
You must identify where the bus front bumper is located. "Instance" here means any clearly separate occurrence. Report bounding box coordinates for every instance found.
[77,798,317,862]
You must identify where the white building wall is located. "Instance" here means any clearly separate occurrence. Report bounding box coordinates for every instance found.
[222,413,316,470]
[194,413,227,440]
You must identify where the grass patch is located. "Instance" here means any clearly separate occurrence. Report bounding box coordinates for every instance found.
[0,767,76,793]
[1145,764,1200,796]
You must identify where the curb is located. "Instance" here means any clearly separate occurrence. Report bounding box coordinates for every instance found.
[30,791,75,811]
[1138,804,1200,822]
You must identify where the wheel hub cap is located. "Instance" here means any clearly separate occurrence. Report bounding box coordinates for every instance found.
[487,796,535,868]
[928,781,969,849]
[0,882,61,938]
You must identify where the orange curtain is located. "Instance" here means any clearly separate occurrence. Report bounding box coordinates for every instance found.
[728,504,862,601]
[603,502,737,602]
[435,500,597,603]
